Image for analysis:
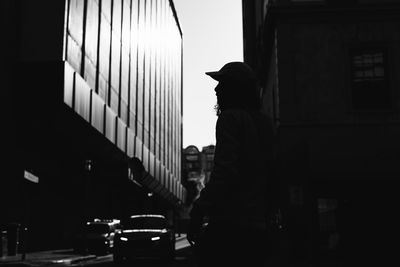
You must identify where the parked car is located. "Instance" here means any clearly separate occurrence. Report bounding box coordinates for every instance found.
[113,214,175,263]
[73,218,121,255]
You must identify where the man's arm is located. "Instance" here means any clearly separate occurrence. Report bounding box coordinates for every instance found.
[193,110,241,215]
[187,110,241,244]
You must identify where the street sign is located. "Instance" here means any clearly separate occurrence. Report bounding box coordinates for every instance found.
[24,170,39,183]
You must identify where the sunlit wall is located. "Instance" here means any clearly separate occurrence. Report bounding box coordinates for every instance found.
[63,0,184,202]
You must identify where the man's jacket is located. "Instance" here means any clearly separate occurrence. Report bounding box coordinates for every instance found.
[194,108,277,228]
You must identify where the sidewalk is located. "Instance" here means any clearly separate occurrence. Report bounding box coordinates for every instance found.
[0,249,96,267]
[0,234,189,267]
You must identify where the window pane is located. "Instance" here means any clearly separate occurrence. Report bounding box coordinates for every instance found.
[350,48,389,111]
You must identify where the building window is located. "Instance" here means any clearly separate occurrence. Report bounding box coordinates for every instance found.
[317,198,339,252]
[350,47,391,111]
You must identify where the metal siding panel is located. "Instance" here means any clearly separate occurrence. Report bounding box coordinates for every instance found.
[110,87,119,114]
[162,0,167,169]
[160,61,165,165]
[155,158,160,181]
[84,56,97,90]
[74,74,91,122]
[127,127,135,157]
[158,0,163,162]
[66,35,82,74]
[117,119,127,152]
[112,0,122,40]
[143,0,151,150]
[160,164,165,186]
[110,31,121,107]
[120,0,131,124]
[68,0,84,46]
[174,180,177,196]
[149,0,157,157]
[149,152,155,177]
[162,166,165,187]
[105,107,117,143]
[165,170,170,191]
[122,0,131,53]
[110,0,122,114]
[142,144,149,171]
[120,98,128,123]
[85,0,99,67]
[91,91,105,133]
[130,1,138,128]
[98,74,108,104]
[129,110,136,134]
[99,14,111,100]
[136,0,145,146]
[102,0,112,23]
[64,62,75,107]
[135,135,143,159]
[120,49,129,123]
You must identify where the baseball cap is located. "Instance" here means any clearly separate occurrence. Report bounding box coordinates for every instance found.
[205,61,256,83]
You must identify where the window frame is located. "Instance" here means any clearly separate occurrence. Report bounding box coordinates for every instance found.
[347,44,393,113]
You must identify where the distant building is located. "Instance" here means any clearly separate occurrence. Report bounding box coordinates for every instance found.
[182,145,202,182]
[182,145,216,204]
[243,0,400,265]
[201,145,215,184]
[182,145,203,204]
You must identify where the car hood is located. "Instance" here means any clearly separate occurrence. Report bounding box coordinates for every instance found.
[119,229,168,240]
[75,233,108,239]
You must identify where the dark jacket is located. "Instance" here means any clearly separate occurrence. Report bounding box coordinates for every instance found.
[194,108,277,227]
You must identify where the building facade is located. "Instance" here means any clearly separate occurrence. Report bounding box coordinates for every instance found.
[181,145,202,204]
[200,145,215,184]
[2,0,184,251]
[243,0,400,265]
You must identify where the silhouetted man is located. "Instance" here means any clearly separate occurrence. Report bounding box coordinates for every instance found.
[187,62,277,266]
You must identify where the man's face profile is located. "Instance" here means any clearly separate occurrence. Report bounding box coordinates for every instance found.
[214,79,231,111]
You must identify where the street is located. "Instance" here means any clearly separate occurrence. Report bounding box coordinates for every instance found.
[1,235,196,267]
[69,247,195,267]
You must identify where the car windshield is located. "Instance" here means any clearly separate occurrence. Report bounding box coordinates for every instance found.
[126,216,166,230]
[85,224,110,234]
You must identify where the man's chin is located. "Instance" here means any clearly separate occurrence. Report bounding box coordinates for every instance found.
[214,104,221,116]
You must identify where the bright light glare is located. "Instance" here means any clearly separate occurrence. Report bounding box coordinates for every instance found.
[151,236,160,241]
[130,214,165,219]
[123,229,167,233]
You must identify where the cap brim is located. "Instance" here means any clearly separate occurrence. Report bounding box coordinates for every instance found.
[205,71,223,81]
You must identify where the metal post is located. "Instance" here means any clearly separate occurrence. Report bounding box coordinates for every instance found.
[21,227,27,260]
[84,159,92,254]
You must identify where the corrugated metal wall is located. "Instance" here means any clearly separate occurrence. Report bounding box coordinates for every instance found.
[63,0,184,202]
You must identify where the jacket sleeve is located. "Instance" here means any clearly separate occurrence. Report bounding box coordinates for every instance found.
[194,110,241,214]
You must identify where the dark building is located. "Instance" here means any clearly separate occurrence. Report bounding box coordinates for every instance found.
[2,0,184,251]
[243,0,400,265]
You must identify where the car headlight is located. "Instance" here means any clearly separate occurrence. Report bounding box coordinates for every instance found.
[151,236,160,241]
